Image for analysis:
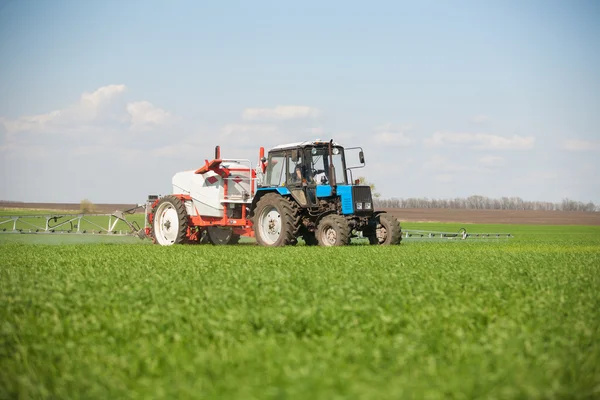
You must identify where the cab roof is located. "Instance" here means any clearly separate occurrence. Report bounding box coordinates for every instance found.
[269,139,342,152]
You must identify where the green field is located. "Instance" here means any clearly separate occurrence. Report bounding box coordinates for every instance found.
[1,223,599,399]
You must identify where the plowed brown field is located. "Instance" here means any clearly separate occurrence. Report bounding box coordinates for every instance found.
[2,202,599,225]
[0,202,138,213]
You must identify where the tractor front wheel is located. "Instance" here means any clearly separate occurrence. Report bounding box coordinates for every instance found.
[253,194,297,247]
[316,214,351,246]
[152,195,189,245]
[367,213,402,245]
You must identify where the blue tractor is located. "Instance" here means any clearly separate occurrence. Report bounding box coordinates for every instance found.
[251,139,402,246]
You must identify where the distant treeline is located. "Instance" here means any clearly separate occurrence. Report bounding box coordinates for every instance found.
[374,196,599,212]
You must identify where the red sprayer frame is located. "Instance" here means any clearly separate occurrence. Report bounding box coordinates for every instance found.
[146,146,263,241]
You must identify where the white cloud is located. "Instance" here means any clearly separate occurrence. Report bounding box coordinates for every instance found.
[471,114,489,123]
[434,173,455,183]
[0,84,128,134]
[73,145,105,156]
[371,158,415,175]
[242,105,320,121]
[152,143,197,157]
[221,123,277,137]
[0,110,62,133]
[327,131,357,143]
[417,153,506,186]
[563,139,600,151]
[424,154,505,177]
[424,131,534,150]
[423,154,471,172]
[478,155,505,167]
[219,124,281,148]
[0,143,15,152]
[374,123,415,146]
[127,101,171,129]
[375,132,414,146]
[1,84,171,138]
[81,84,126,108]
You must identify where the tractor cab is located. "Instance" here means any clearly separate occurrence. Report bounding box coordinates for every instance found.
[263,141,347,187]
[256,139,372,213]
[259,140,362,209]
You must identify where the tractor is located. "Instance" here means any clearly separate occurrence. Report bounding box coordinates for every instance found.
[147,139,402,246]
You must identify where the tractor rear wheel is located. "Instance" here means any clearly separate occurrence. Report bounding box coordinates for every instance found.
[206,227,240,245]
[367,213,402,245]
[253,194,297,247]
[152,195,189,245]
[316,214,351,246]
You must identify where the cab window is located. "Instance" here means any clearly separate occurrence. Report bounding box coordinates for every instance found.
[286,151,304,185]
[266,153,286,186]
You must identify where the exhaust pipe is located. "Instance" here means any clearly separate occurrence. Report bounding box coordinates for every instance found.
[259,147,266,173]
[328,139,337,196]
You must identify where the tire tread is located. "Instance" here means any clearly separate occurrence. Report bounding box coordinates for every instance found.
[253,193,298,247]
[151,195,189,245]
[316,214,351,246]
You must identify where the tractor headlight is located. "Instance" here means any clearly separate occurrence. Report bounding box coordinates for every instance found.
[356,202,363,210]
[364,202,372,210]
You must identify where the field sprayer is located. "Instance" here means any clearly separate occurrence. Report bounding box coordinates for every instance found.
[145,140,513,246]
[0,205,148,238]
[146,139,402,247]
[0,138,513,244]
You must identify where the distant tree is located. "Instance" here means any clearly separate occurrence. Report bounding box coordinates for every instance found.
[373,195,598,212]
[80,199,95,214]
[356,176,381,198]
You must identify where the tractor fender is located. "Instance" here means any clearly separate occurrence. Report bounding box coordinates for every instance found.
[313,210,339,227]
[361,211,388,230]
[249,187,291,217]
[366,211,390,226]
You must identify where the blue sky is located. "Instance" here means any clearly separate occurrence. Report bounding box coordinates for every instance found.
[1,0,599,203]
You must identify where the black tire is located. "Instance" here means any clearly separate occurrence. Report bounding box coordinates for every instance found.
[152,195,189,245]
[316,214,351,246]
[366,213,402,245]
[252,194,298,247]
[206,227,240,245]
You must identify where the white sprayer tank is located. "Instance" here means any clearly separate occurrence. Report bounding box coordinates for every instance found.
[171,160,253,218]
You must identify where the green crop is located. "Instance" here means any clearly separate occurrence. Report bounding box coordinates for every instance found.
[1,224,599,399]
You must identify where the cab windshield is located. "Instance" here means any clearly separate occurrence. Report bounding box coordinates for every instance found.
[304,146,347,185]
